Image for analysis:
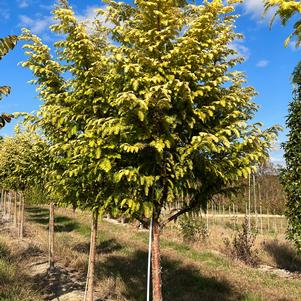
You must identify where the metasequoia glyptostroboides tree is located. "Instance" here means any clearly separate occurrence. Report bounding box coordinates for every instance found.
[100,0,280,299]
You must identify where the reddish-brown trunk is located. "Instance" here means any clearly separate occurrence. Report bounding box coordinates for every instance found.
[152,219,163,301]
[49,203,55,270]
[85,209,99,301]
[13,191,17,227]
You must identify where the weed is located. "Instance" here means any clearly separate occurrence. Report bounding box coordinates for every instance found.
[224,218,258,267]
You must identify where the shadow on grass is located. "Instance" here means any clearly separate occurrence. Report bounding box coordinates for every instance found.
[95,250,246,301]
[263,239,301,273]
[26,207,80,233]
[27,207,49,225]
[73,239,123,255]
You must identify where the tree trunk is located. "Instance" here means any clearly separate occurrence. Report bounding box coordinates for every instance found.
[152,219,163,301]
[49,202,55,270]
[6,193,11,222]
[19,194,24,239]
[3,191,6,218]
[0,189,3,219]
[13,191,17,227]
[18,193,21,238]
[84,209,99,301]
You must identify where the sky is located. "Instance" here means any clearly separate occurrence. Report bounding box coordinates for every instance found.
[0,0,300,165]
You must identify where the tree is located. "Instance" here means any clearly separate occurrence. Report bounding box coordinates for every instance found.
[101,0,280,299]
[0,35,17,128]
[281,63,301,250]
[264,0,301,46]
[264,0,301,251]
[21,1,117,299]
[0,128,49,239]
[222,161,286,214]
[21,0,280,300]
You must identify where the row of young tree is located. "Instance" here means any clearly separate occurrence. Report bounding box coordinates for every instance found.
[0,0,282,300]
[221,162,287,214]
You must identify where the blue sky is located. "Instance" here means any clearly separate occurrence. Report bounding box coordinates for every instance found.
[0,0,299,165]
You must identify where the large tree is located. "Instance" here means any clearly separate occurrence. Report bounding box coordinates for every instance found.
[281,63,301,251]
[264,0,301,251]
[21,0,279,300]
[101,0,280,299]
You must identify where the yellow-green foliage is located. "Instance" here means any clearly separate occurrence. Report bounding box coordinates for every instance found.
[265,0,301,46]
[20,0,279,222]
[0,128,49,193]
[100,0,280,221]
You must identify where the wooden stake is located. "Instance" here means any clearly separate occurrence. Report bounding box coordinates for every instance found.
[253,174,257,231]
[222,204,225,223]
[233,203,236,228]
[248,174,251,230]
[19,193,25,239]
[274,210,277,233]
[260,205,263,234]
[49,203,55,270]
[267,208,270,232]
[84,209,99,301]
[13,191,17,227]
[206,204,209,231]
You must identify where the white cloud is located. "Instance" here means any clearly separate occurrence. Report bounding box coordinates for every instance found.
[76,5,113,30]
[19,14,53,34]
[256,59,269,68]
[242,0,276,23]
[230,40,250,60]
[17,0,29,8]
[77,6,99,23]
[270,156,285,165]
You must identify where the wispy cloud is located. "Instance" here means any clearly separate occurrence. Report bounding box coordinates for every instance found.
[17,0,29,8]
[242,0,276,23]
[76,5,113,30]
[230,40,250,61]
[19,14,53,34]
[256,59,269,68]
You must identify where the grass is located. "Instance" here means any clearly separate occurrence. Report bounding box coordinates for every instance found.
[0,239,42,301]
[23,206,301,301]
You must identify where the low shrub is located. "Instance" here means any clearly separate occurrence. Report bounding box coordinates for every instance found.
[179,215,208,243]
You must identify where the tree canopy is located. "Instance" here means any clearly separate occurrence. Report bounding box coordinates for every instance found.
[20,0,280,299]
